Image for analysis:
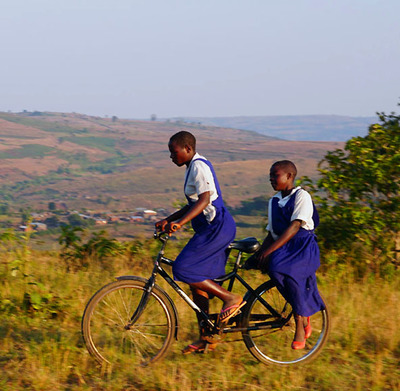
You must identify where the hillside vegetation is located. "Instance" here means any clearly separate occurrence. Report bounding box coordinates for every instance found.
[0,111,343,214]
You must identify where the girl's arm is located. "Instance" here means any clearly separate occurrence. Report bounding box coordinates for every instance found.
[165,205,191,223]
[157,192,211,233]
[257,219,302,264]
[174,191,210,226]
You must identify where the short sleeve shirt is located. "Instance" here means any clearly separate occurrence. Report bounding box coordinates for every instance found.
[184,153,218,222]
[266,186,314,240]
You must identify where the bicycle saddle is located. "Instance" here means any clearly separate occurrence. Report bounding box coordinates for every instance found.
[228,237,260,253]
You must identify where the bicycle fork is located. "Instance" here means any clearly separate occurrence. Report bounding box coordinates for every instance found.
[123,275,156,330]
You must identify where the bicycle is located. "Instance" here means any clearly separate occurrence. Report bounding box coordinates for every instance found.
[82,231,330,367]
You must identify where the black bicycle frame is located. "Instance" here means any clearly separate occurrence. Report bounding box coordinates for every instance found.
[127,233,288,333]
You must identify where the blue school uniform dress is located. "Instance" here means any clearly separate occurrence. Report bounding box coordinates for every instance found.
[267,187,325,316]
[172,154,236,283]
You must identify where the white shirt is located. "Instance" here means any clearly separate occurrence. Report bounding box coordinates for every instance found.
[266,186,314,240]
[184,153,218,222]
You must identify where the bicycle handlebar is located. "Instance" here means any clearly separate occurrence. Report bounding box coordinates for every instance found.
[153,229,171,241]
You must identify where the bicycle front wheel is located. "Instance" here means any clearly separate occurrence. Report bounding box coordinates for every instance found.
[241,280,330,366]
[82,277,176,367]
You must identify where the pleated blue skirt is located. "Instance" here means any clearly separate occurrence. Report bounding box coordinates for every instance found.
[172,208,236,283]
[267,229,325,316]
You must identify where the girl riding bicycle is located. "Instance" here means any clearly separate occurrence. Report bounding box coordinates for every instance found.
[155,131,245,354]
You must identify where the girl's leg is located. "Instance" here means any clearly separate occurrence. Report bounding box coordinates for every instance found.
[182,288,215,354]
[191,287,209,333]
[189,279,242,310]
[293,314,306,342]
[182,281,245,354]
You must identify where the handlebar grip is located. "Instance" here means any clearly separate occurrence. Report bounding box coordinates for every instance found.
[170,223,181,232]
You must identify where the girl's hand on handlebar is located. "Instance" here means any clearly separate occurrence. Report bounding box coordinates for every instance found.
[155,219,169,232]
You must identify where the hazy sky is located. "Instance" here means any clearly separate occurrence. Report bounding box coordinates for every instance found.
[1,0,399,119]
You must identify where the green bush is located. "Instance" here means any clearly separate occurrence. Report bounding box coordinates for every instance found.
[300,108,400,277]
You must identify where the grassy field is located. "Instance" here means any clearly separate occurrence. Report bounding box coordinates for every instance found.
[0,233,399,391]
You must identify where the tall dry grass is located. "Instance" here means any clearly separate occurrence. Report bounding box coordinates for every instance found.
[0,240,399,391]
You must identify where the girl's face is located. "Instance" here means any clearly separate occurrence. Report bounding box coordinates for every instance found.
[168,141,192,167]
[269,166,293,192]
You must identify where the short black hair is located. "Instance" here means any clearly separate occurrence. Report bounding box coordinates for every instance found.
[271,160,297,178]
[169,131,196,150]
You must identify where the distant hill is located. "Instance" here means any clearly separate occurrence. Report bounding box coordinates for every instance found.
[167,115,377,141]
[0,111,344,214]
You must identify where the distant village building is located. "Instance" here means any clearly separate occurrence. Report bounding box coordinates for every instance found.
[130,215,144,223]
[107,215,120,222]
[143,209,157,222]
[131,208,158,221]
[19,222,47,232]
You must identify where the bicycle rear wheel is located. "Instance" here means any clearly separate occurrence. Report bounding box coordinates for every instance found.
[82,277,176,367]
[241,280,330,365]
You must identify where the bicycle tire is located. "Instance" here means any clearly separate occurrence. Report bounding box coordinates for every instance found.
[241,280,330,366]
[82,277,176,367]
